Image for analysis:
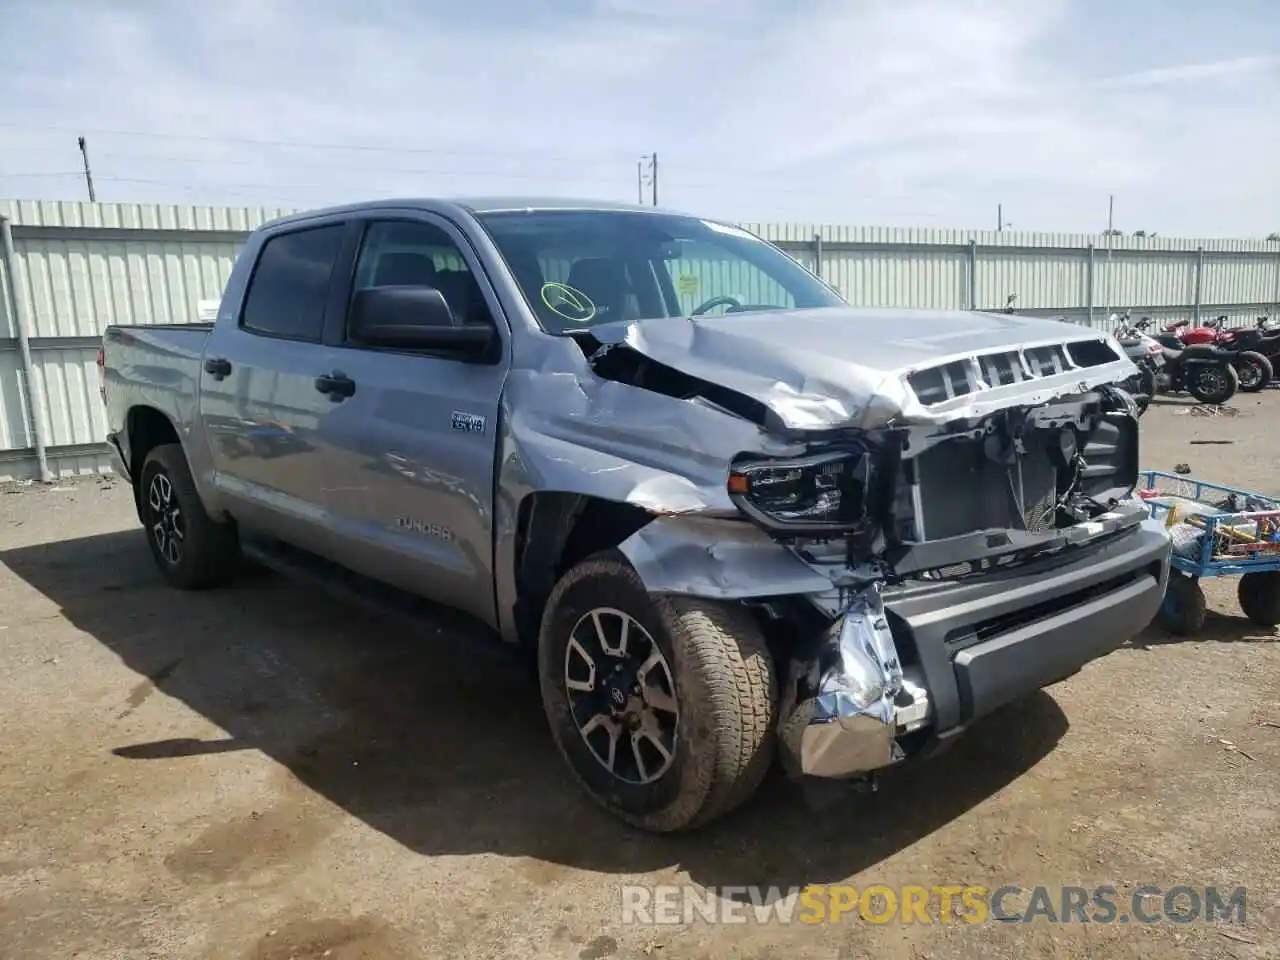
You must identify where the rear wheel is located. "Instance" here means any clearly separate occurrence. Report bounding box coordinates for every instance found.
[1139,367,1158,397]
[1132,368,1156,415]
[1238,572,1280,627]
[1186,363,1238,405]
[138,443,239,589]
[1234,351,1272,393]
[537,553,777,832]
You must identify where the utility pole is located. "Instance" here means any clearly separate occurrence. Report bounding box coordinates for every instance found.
[997,204,1003,231]
[1103,194,1114,320]
[77,136,96,202]
[638,153,658,206]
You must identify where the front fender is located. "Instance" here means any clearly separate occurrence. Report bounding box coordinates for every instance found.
[616,515,836,599]
[492,361,807,642]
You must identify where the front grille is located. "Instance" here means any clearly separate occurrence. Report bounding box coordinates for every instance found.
[906,339,1123,407]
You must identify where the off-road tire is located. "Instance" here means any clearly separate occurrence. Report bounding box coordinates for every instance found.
[1238,572,1280,628]
[1235,351,1272,393]
[537,551,777,832]
[139,443,239,590]
[1157,572,1206,636]
[1187,363,1238,405]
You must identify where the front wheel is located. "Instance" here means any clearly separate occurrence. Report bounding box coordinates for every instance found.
[1186,363,1238,405]
[537,553,777,832]
[1234,351,1272,393]
[138,443,239,589]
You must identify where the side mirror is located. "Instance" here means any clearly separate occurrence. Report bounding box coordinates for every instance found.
[350,285,494,356]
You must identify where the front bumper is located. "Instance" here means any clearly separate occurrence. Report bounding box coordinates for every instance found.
[778,519,1172,779]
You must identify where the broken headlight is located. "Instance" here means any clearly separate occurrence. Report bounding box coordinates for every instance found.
[728,448,874,534]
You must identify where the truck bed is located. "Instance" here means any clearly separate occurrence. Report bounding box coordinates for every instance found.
[101,323,215,457]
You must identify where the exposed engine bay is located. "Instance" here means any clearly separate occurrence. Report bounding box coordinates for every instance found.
[749,386,1145,782]
[724,383,1140,583]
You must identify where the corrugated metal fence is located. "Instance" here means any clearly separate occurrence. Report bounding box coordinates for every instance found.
[2,198,1279,481]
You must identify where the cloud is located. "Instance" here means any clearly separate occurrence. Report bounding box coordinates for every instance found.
[1095,55,1275,90]
[0,0,1277,236]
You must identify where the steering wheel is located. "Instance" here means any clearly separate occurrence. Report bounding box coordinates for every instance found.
[690,295,744,316]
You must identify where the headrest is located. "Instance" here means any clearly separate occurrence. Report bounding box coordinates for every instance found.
[373,252,438,287]
[566,258,631,299]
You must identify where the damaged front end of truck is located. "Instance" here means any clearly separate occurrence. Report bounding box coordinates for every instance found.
[505,308,1168,782]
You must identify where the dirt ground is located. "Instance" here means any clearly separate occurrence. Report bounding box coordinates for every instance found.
[2,392,1278,960]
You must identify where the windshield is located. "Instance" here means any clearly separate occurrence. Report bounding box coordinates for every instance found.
[475,209,847,333]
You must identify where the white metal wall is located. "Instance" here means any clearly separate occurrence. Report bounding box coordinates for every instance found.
[3,199,1279,481]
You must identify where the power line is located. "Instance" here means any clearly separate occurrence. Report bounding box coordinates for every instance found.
[0,171,84,178]
[0,119,662,171]
[86,150,638,186]
[1,119,922,187]
[0,172,959,221]
[2,162,954,213]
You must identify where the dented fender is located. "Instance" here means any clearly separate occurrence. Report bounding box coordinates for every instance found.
[491,341,808,643]
[616,515,838,599]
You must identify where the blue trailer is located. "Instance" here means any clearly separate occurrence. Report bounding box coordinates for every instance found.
[1138,470,1280,635]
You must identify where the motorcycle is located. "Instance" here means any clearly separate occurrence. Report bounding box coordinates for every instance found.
[1113,312,1240,406]
[1112,317,1163,415]
[1163,316,1272,392]
[1210,315,1280,383]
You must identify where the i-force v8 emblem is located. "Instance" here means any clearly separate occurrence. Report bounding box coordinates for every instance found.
[451,411,486,434]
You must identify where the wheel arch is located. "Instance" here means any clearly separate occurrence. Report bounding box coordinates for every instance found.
[510,491,654,645]
[124,405,183,522]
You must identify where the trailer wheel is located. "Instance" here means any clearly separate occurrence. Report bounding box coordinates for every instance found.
[1237,572,1280,628]
[537,552,777,832]
[1235,351,1272,393]
[139,443,239,589]
[1158,572,1206,635]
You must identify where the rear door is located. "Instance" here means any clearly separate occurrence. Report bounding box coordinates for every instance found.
[198,218,358,555]
[314,213,509,629]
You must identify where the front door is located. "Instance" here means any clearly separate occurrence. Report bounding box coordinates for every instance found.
[315,214,508,629]
[198,219,355,556]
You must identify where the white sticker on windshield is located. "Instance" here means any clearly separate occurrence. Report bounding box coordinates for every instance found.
[700,220,761,242]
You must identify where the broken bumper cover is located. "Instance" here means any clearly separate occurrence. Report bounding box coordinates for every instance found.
[777,581,925,778]
[778,518,1172,779]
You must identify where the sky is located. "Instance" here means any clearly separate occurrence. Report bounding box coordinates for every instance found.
[1,0,1277,238]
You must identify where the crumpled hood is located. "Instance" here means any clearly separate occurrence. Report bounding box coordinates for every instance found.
[589,306,1136,431]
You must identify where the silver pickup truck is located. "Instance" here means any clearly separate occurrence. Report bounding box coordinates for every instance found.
[99,198,1172,832]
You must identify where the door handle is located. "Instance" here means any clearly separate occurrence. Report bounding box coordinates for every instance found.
[314,371,356,401]
[203,357,232,380]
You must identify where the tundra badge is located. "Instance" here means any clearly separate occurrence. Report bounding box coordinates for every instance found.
[451,411,486,434]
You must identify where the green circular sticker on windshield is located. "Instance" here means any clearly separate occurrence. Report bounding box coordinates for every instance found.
[540,282,597,323]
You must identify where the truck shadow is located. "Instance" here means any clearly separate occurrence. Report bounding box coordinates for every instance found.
[1,529,1068,891]
[1128,614,1278,648]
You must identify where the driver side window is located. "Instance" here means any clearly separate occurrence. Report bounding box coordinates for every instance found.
[351,219,494,329]
[661,238,796,315]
